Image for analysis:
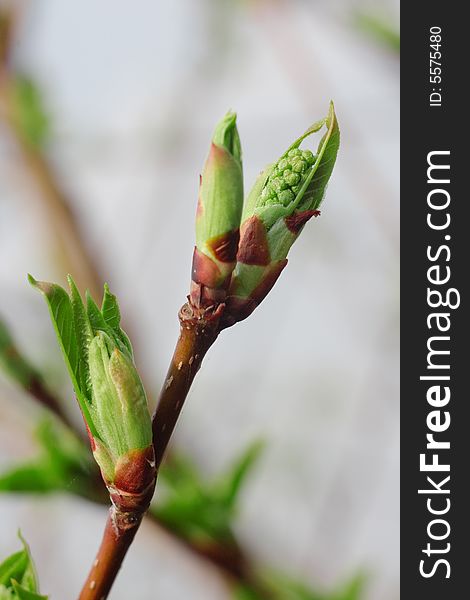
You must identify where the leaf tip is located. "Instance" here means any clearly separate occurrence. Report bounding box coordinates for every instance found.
[66,274,79,295]
[28,275,53,296]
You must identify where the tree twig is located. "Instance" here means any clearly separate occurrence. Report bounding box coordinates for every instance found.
[152,301,222,468]
[78,509,144,600]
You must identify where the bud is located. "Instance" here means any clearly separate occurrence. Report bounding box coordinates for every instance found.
[88,333,152,483]
[29,275,155,508]
[191,111,244,307]
[223,102,340,327]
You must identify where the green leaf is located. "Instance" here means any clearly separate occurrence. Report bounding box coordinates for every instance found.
[259,571,366,600]
[0,319,38,389]
[67,276,93,402]
[11,76,50,149]
[0,417,94,496]
[28,275,96,437]
[299,101,340,212]
[11,583,47,600]
[87,286,133,358]
[0,534,44,598]
[354,12,400,52]
[231,585,262,600]
[0,585,15,599]
[0,552,27,588]
[101,284,121,331]
[0,463,60,494]
[215,440,264,509]
[153,442,263,547]
[153,454,235,545]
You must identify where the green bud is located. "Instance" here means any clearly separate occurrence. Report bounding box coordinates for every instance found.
[222,102,340,327]
[88,332,152,482]
[192,112,244,307]
[30,276,155,497]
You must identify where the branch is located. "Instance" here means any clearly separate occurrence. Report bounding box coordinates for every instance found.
[78,509,144,600]
[152,302,222,467]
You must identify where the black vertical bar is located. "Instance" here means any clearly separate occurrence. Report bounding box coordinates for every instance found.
[401,4,468,598]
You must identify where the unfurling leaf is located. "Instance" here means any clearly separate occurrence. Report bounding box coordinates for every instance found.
[0,534,47,599]
[29,276,155,500]
[191,111,244,307]
[222,102,340,327]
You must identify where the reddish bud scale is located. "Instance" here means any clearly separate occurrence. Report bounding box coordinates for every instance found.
[236,216,270,266]
[106,445,156,513]
[85,420,96,452]
[285,209,321,234]
[190,227,240,308]
[222,259,288,328]
[209,229,240,263]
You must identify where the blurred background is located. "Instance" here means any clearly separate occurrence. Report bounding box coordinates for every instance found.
[0,0,399,599]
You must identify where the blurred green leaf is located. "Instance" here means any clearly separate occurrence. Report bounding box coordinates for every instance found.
[354,11,400,53]
[152,441,263,547]
[214,440,265,510]
[233,572,365,600]
[0,534,47,599]
[154,454,235,545]
[0,319,38,389]
[0,417,94,496]
[334,574,365,600]
[232,585,261,600]
[11,76,50,148]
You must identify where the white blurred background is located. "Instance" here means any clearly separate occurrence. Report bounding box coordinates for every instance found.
[0,0,399,598]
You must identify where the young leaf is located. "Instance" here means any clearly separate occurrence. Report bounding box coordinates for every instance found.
[214,440,264,509]
[0,418,95,495]
[299,102,340,212]
[101,284,121,332]
[67,276,93,401]
[11,583,47,600]
[0,552,28,588]
[28,275,96,437]
[0,534,45,598]
[86,288,132,358]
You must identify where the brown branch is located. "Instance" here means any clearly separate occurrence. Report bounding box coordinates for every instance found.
[152,301,222,467]
[78,508,143,600]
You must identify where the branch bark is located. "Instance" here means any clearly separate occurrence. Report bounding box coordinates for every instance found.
[78,508,144,600]
[152,301,222,467]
